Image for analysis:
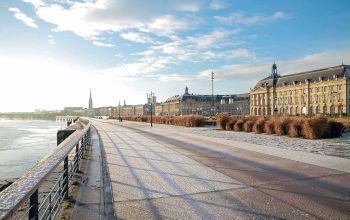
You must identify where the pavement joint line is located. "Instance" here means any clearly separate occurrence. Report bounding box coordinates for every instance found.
[113,185,250,203]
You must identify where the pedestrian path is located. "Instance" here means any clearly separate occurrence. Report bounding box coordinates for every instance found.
[93,121,249,220]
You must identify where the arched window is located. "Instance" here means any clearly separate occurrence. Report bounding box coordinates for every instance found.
[296,106,300,115]
[290,107,294,115]
[309,105,313,115]
[323,105,327,114]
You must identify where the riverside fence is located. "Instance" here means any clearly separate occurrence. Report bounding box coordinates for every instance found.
[0,118,91,220]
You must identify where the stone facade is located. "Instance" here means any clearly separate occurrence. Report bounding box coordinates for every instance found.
[156,87,249,116]
[250,64,350,116]
[156,87,222,116]
[219,94,250,115]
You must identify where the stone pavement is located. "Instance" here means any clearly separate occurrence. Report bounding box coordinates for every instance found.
[91,120,350,219]
[70,126,114,219]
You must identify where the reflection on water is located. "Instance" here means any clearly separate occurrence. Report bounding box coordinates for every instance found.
[0,119,66,180]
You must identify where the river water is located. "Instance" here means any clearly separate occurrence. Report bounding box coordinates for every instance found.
[0,119,66,181]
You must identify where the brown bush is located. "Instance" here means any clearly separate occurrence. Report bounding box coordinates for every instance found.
[264,119,275,134]
[253,118,266,134]
[243,120,255,132]
[288,118,305,137]
[274,117,290,136]
[332,117,350,131]
[234,119,245,132]
[302,115,329,139]
[327,120,345,138]
[225,118,237,131]
[216,113,231,130]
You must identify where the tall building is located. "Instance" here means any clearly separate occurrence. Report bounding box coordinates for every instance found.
[88,89,93,110]
[250,63,350,116]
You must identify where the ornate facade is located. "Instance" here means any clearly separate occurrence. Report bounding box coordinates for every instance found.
[156,87,222,116]
[219,94,250,115]
[250,63,350,116]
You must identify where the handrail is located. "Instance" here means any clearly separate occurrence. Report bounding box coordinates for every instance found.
[0,119,91,219]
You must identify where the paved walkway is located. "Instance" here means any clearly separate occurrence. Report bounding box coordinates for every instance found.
[71,126,114,219]
[92,120,350,220]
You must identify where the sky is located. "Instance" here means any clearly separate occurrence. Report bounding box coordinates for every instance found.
[0,0,350,112]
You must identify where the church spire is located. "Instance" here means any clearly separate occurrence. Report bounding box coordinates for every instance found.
[88,89,93,109]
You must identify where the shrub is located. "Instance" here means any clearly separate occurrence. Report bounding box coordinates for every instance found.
[187,115,206,127]
[225,118,237,131]
[234,119,245,132]
[274,117,290,136]
[264,119,275,134]
[302,115,329,139]
[288,118,305,137]
[253,118,266,134]
[243,120,255,132]
[216,113,231,130]
[327,120,345,138]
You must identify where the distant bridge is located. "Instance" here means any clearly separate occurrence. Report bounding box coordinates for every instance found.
[56,115,79,122]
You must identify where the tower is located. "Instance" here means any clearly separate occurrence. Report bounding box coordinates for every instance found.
[185,86,189,95]
[88,89,93,110]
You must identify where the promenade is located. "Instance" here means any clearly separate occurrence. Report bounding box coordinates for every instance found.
[80,119,350,219]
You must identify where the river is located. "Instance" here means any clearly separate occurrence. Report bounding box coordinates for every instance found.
[0,119,66,181]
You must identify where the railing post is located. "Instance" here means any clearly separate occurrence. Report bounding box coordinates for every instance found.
[29,189,38,220]
[63,156,69,199]
[75,144,79,172]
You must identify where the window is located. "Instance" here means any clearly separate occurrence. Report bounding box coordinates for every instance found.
[316,106,320,114]
[339,105,343,114]
[330,106,335,114]
[323,105,327,114]
[339,85,342,90]
[338,93,342,101]
[309,106,313,115]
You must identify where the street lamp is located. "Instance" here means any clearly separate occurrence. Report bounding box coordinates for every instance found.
[118,101,121,122]
[147,91,154,127]
[211,71,214,116]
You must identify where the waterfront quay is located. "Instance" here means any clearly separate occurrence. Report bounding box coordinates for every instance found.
[2,117,349,220]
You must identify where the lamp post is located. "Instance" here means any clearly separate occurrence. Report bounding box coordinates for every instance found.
[147,92,154,127]
[118,101,121,122]
[211,71,215,116]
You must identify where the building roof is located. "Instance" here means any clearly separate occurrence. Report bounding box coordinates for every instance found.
[221,93,250,100]
[254,65,350,89]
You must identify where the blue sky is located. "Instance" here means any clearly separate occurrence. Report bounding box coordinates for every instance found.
[0,0,349,112]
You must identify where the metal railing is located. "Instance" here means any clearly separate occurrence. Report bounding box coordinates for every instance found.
[0,119,91,220]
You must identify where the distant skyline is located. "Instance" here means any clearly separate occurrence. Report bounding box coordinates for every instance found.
[1,0,350,112]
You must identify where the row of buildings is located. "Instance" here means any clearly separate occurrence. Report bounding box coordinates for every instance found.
[65,63,349,117]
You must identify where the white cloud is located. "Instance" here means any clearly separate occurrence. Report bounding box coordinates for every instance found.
[9,7,38,28]
[175,2,200,12]
[93,41,115,47]
[215,11,286,25]
[120,32,154,44]
[48,34,55,45]
[197,50,350,81]
[23,0,197,39]
[157,74,193,82]
[210,0,226,10]
[202,48,256,60]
